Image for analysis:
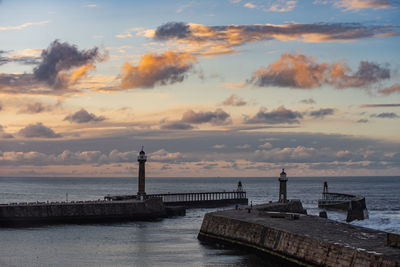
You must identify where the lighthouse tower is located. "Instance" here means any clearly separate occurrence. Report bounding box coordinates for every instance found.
[137,147,147,198]
[278,169,288,203]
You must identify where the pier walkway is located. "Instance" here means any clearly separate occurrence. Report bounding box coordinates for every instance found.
[198,202,400,266]
[105,191,248,208]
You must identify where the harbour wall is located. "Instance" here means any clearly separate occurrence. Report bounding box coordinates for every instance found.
[0,198,166,226]
[198,202,400,266]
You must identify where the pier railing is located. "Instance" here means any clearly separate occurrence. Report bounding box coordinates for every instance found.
[103,191,248,208]
[145,191,246,203]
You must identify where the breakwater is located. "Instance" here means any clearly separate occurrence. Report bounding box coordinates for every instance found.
[198,201,400,266]
[318,192,368,222]
[0,198,166,226]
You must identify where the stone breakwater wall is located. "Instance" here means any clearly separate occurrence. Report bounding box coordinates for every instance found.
[198,203,400,266]
[256,200,307,214]
[0,198,166,226]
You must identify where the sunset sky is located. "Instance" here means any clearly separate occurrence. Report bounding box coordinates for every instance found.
[0,0,399,177]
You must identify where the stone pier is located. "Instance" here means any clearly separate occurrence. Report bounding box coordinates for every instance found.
[0,198,167,226]
[198,201,400,266]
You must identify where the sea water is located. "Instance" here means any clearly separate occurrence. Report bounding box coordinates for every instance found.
[0,177,399,266]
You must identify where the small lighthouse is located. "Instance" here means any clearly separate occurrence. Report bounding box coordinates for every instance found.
[137,147,147,198]
[278,169,288,203]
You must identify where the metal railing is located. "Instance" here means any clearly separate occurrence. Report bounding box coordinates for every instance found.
[145,191,246,203]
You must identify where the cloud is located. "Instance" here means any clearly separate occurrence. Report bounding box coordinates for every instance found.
[115,32,132,38]
[244,2,257,8]
[0,50,41,65]
[18,122,61,138]
[0,73,41,95]
[236,144,251,149]
[268,0,297,12]
[119,51,197,89]
[64,109,106,123]
[153,22,399,55]
[213,144,226,149]
[259,142,272,149]
[248,53,390,89]
[361,103,400,108]
[0,125,14,139]
[33,40,103,89]
[18,102,53,114]
[334,0,398,11]
[0,21,50,31]
[84,4,98,8]
[154,22,192,40]
[0,149,184,166]
[379,84,400,95]
[300,98,316,104]
[221,94,247,106]
[181,108,231,125]
[150,149,183,162]
[242,0,297,12]
[176,2,196,13]
[245,106,303,124]
[160,120,194,130]
[371,112,399,118]
[309,108,335,118]
[222,82,247,89]
[1,130,400,175]
[0,40,104,95]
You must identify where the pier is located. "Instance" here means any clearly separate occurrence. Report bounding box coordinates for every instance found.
[198,170,400,266]
[105,191,248,208]
[198,202,400,266]
[318,182,368,222]
[0,198,167,226]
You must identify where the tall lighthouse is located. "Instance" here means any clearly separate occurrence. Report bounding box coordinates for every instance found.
[137,147,147,198]
[278,169,288,203]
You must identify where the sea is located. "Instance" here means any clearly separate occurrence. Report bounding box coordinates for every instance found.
[0,176,399,267]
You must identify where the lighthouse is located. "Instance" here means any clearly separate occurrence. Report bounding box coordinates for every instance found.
[278,169,288,203]
[137,147,147,198]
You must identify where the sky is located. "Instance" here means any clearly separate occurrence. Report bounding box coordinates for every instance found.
[0,0,399,177]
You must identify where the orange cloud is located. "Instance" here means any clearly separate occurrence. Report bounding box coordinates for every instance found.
[153,22,399,56]
[119,51,197,89]
[334,0,396,11]
[248,53,391,89]
[69,64,96,83]
[379,83,400,95]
